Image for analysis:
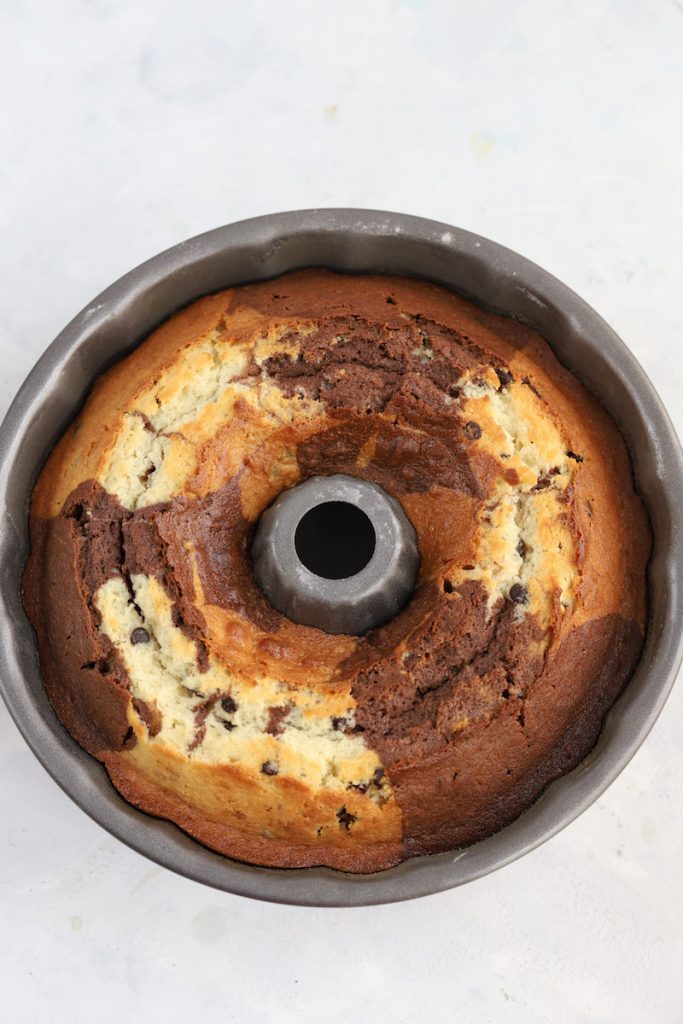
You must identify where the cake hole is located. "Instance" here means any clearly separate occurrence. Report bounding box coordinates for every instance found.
[67,502,86,522]
[295,501,376,580]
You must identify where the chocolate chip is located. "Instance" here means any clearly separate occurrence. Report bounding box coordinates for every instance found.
[533,467,560,491]
[331,716,345,731]
[443,579,454,593]
[130,627,150,645]
[495,367,514,389]
[509,583,529,605]
[372,767,385,786]
[221,695,238,715]
[566,450,584,463]
[516,539,527,558]
[336,806,357,829]
[501,688,511,699]
[261,760,279,776]
[222,721,236,732]
[347,781,368,793]
[465,420,482,440]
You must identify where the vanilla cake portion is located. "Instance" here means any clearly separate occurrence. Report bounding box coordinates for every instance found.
[23,270,649,872]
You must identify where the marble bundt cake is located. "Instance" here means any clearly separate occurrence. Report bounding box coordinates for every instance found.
[23,270,650,872]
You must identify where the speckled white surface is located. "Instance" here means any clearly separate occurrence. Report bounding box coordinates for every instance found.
[1,2,682,1020]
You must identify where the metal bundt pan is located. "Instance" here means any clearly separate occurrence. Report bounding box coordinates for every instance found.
[1,210,681,907]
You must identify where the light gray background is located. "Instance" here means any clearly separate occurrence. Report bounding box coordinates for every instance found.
[1,2,681,1021]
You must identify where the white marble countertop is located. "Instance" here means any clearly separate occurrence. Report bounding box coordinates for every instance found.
[1,2,682,1020]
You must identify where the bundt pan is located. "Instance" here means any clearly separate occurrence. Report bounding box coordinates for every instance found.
[1,210,681,907]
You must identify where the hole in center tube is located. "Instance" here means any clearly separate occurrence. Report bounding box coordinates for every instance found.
[294,501,376,580]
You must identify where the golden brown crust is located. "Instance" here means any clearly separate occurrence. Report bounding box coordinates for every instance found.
[104,747,403,872]
[23,270,650,871]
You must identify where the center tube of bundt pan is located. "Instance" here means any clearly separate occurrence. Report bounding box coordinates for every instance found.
[251,474,419,635]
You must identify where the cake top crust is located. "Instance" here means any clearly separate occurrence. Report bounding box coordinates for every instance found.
[24,270,650,871]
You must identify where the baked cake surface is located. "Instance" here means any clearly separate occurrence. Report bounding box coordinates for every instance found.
[23,270,650,872]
